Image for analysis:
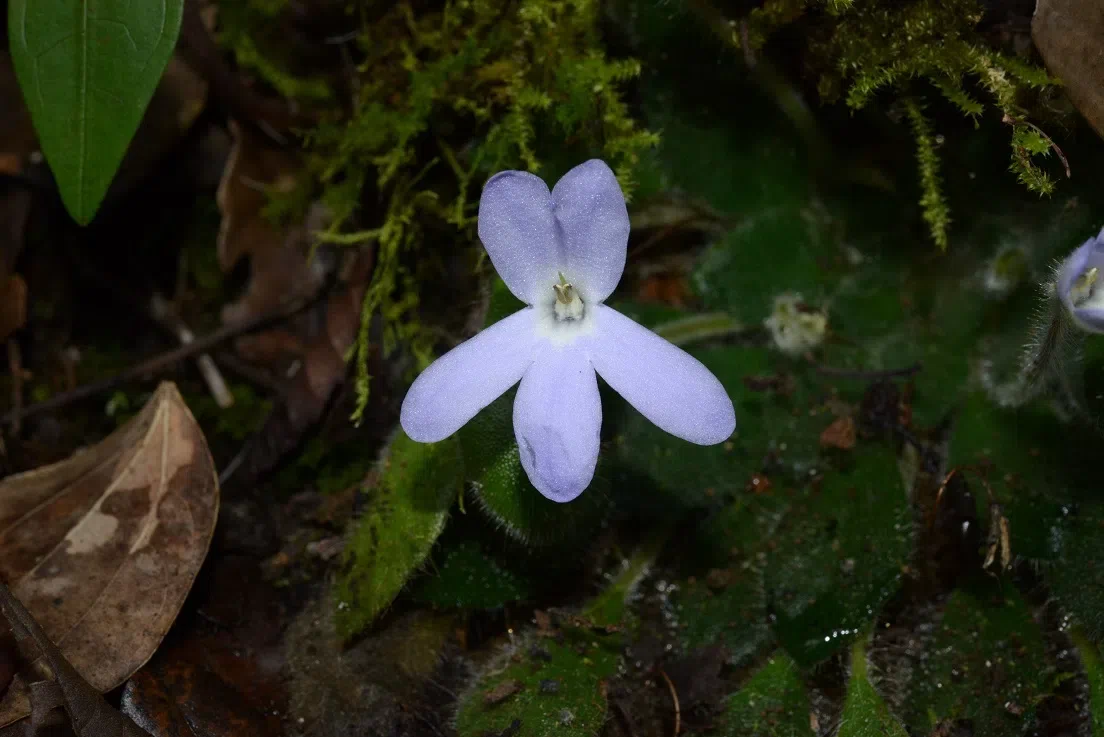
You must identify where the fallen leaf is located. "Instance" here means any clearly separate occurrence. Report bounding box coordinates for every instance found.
[233,250,375,480]
[1033,0,1104,139]
[820,415,856,451]
[484,679,523,705]
[0,275,26,344]
[0,55,38,176]
[120,645,281,737]
[0,383,219,727]
[216,122,327,362]
[0,633,14,698]
[0,581,153,736]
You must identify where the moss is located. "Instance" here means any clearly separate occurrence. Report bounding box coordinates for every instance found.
[701,0,1063,248]
[228,0,657,420]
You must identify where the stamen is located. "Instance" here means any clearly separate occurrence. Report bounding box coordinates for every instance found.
[1071,266,1099,305]
[553,283,575,304]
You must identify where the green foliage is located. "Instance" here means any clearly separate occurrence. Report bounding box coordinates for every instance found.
[696,0,1062,247]
[719,652,812,737]
[8,0,184,224]
[410,539,535,610]
[457,388,610,547]
[1072,628,1104,737]
[217,0,332,102]
[452,539,654,735]
[901,586,1049,736]
[905,99,951,249]
[454,631,620,737]
[262,0,660,419]
[838,636,908,737]
[334,430,462,639]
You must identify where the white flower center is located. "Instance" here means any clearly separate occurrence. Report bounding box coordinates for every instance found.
[1070,266,1104,310]
[535,273,595,346]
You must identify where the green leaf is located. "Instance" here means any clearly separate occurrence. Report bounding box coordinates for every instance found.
[1071,627,1104,737]
[454,631,619,737]
[410,539,536,610]
[765,446,911,666]
[333,430,462,639]
[458,388,610,547]
[674,494,785,667]
[8,0,184,224]
[719,651,812,737]
[900,585,1049,737]
[838,636,908,737]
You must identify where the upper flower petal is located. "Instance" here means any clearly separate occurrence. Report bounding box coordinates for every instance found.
[1058,226,1104,332]
[587,305,735,445]
[513,344,601,503]
[551,160,629,304]
[401,308,539,442]
[478,171,565,305]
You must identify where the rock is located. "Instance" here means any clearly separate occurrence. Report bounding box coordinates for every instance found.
[1033,0,1104,138]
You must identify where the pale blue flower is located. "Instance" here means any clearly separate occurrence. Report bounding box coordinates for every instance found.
[400,160,736,502]
[1058,226,1104,332]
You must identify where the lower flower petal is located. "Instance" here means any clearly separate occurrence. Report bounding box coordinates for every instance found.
[513,345,601,503]
[588,305,735,445]
[401,308,539,443]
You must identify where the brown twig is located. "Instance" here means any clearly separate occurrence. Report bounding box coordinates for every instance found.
[658,669,681,737]
[0,297,318,427]
[814,362,923,380]
[6,339,23,436]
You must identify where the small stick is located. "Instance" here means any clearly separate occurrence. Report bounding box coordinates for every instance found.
[150,294,234,409]
[658,669,681,737]
[0,297,317,426]
[6,339,23,436]
[814,362,923,380]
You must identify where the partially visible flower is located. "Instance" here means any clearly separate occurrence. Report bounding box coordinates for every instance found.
[400,160,735,503]
[1057,226,1104,332]
[764,292,827,355]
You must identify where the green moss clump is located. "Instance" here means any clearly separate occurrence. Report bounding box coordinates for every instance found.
[710,0,1063,248]
[227,0,657,421]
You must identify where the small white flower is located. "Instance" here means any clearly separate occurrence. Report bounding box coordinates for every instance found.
[764,292,827,355]
[400,160,736,503]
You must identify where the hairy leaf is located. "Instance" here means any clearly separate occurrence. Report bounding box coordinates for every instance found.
[719,651,812,737]
[333,430,462,639]
[838,636,907,737]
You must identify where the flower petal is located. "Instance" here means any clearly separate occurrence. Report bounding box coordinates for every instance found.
[587,305,735,445]
[513,344,601,503]
[478,171,565,305]
[551,159,629,304]
[1058,227,1104,332]
[401,308,539,442]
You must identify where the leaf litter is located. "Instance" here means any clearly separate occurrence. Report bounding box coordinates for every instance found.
[0,383,218,728]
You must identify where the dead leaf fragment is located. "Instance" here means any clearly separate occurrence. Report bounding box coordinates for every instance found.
[0,582,154,736]
[0,383,219,727]
[216,122,326,361]
[483,679,523,705]
[0,275,27,343]
[819,416,856,450]
[1033,0,1104,139]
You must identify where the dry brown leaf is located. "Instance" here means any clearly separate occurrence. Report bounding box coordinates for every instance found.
[1033,0,1104,139]
[0,275,27,344]
[0,383,219,727]
[0,54,38,176]
[216,122,327,366]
